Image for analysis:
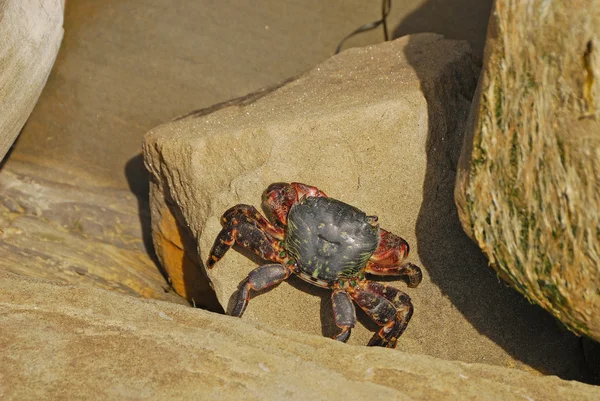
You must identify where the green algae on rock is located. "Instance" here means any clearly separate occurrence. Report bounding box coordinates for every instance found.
[455,0,600,340]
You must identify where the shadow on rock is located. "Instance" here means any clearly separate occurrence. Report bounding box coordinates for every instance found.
[125,154,165,277]
[392,0,494,59]
[402,35,591,381]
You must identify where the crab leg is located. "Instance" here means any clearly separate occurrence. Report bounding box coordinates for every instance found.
[365,229,423,287]
[231,263,293,316]
[207,213,283,269]
[331,290,356,342]
[365,261,423,288]
[221,204,284,240]
[349,281,413,348]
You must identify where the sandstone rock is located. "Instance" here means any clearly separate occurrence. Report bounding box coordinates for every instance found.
[455,0,600,341]
[0,0,64,163]
[144,34,589,378]
[0,158,184,305]
[149,177,223,311]
[2,270,599,400]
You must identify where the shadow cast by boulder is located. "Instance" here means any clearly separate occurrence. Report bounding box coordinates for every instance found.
[402,34,591,381]
[125,154,163,275]
[392,0,494,59]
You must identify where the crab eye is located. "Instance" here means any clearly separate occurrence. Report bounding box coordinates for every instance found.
[366,215,378,226]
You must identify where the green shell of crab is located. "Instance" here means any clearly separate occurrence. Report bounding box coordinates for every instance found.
[284,196,379,282]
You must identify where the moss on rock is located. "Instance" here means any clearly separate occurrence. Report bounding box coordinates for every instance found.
[456,0,600,340]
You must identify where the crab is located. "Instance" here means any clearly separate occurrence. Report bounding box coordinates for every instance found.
[207,182,422,347]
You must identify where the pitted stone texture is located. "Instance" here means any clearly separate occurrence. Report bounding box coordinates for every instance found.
[144,34,589,378]
[2,271,600,401]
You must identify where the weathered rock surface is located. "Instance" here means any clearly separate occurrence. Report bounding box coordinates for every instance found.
[2,270,599,400]
[144,34,590,379]
[0,0,64,163]
[149,178,222,310]
[455,0,600,341]
[0,158,184,304]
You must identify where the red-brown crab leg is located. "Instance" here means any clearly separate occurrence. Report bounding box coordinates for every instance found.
[262,182,328,226]
[331,290,357,342]
[207,208,284,269]
[348,281,413,348]
[365,229,423,288]
[208,206,296,316]
[231,263,294,316]
[221,204,285,240]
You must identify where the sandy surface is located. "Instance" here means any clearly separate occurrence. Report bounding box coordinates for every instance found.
[9,0,493,191]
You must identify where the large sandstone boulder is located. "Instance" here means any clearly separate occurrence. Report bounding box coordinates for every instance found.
[455,0,600,341]
[2,270,600,400]
[0,0,64,163]
[144,33,590,377]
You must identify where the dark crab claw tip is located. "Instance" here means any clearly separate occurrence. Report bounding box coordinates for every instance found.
[406,263,423,288]
[367,336,394,348]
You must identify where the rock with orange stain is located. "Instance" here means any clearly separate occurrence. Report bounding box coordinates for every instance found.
[149,181,222,311]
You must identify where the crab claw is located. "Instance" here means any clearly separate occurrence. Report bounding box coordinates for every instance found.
[262,182,327,226]
[263,183,296,205]
[262,183,297,226]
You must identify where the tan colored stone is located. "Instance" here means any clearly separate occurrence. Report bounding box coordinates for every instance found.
[0,0,64,163]
[0,158,184,304]
[149,178,223,311]
[144,33,590,378]
[455,0,600,341]
[1,271,599,400]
